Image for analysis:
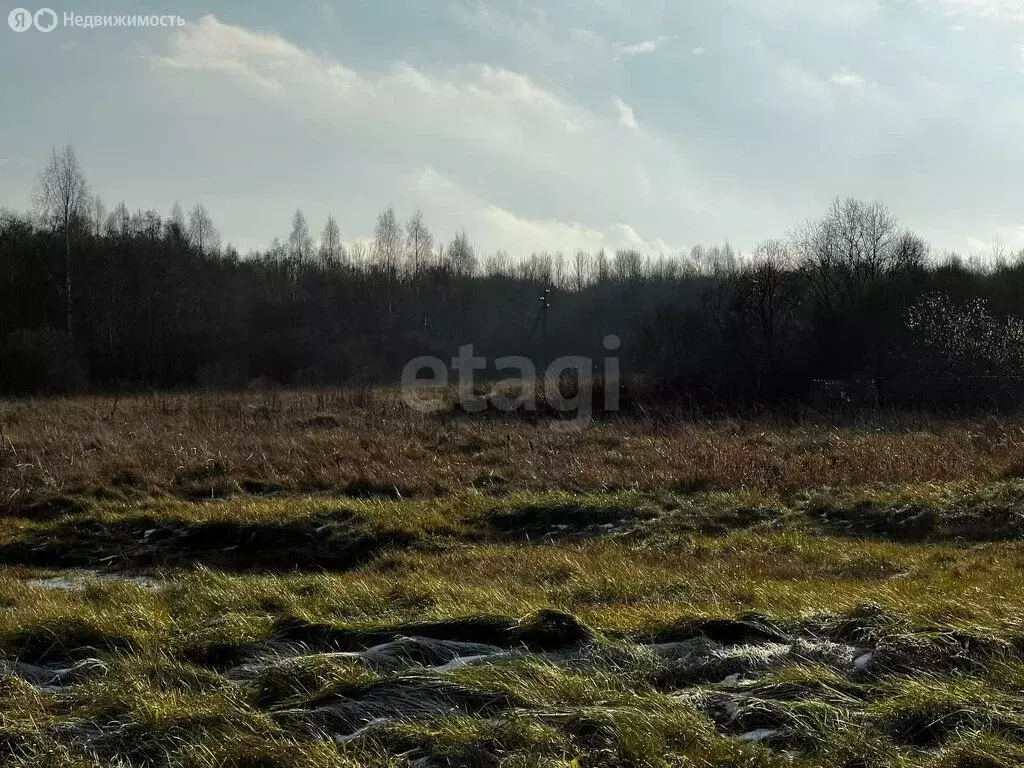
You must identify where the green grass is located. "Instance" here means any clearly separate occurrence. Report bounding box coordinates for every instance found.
[5,481,1024,765]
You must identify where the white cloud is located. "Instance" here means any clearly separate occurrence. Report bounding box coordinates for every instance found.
[483,206,677,254]
[402,167,679,255]
[144,15,703,255]
[966,226,1024,255]
[450,1,548,46]
[613,35,676,60]
[613,96,639,130]
[4,0,1024,259]
[449,1,610,66]
[934,0,1024,21]
[409,166,458,195]
[830,68,867,88]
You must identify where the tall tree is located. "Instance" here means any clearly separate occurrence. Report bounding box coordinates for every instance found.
[405,209,434,276]
[572,250,591,291]
[373,206,403,278]
[187,203,220,257]
[106,202,130,239]
[447,230,477,277]
[33,143,89,332]
[91,196,106,238]
[288,209,313,267]
[167,201,187,244]
[319,214,343,266]
[595,250,610,283]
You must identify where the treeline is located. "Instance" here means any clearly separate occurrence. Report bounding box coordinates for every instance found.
[3,145,1024,408]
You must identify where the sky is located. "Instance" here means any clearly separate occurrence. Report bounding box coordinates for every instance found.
[0,0,1022,257]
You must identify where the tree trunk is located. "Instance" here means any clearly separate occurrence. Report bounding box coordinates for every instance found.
[65,227,72,334]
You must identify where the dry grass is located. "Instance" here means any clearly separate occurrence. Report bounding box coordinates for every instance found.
[6,505,1024,766]
[3,389,1024,512]
[6,389,1024,765]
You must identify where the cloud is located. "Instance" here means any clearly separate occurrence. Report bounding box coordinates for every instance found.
[612,96,639,130]
[404,166,679,254]
[450,2,549,49]
[966,226,1024,255]
[144,15,704,255]
[4,0,1024,261]
[449,1,610,66]
[830,68,867,88]
[933,0,1024,21]
[483,206,677,255]
[613,35,676,60]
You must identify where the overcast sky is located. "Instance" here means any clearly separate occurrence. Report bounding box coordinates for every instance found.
[1,0,1021,257]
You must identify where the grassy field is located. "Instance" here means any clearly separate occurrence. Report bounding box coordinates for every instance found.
[5,391,1024,766]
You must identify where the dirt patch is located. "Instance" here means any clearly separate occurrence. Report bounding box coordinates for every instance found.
[810,500,1024,542]
[0,510,418,573]
[657,505,788,536]
[273,610,594,654]
[638,616,792,647]
[480,504,659,542]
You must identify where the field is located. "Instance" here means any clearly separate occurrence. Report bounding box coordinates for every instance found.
[5,392,1024,766]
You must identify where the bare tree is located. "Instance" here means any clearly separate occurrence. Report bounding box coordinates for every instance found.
[91,196,106,238]
[167,201,186,243]
[373,206,403,278]
[552,251,566,289]
[572,250,592,291]
[891,231,929,273]
[105,201,131,238]
[595,249,610,283]
[731,240,803,376]
[288,209,313,267]
[34,143,89,332]
[795,197,904,311]
[483,250,512,277]
[188,203,220,257]
[613,249,645,282]
[447,230,478,277]
[267,237,286,264]
[137,209,162,240]
[405,209,434,277]
[319,214,343,267]
[349,240,368,266]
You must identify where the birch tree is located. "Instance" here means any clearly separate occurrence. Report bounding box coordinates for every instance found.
[34,143,89,332]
